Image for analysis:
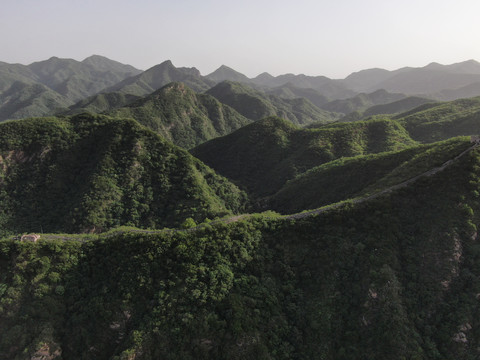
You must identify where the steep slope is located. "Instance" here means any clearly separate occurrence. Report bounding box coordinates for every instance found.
[0,114,247,234]
[81,54,141,74]
[107,60,214,96]
[0,62,38,92]
[362,96,435,117]
[0,81,71,121]
[205,64,251,83]
[321,89,407,115]
[108,82,252,149]
[28,56,142,101]
[269,137,471,213]
[393,96,480,142]
[266,83,330,108]
[62,91,141,115]
[251,72,356,99]
[2,145,480,359]
[340,96,436,122]
[0,56,142,121]
[191,116,416,197]
[206,81,339,125]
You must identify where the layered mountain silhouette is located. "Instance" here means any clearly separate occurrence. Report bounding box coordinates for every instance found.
[2,56,480,125]
[205,81,340,125]
[108,82,252,148]
[0,113,247,233]
[3,56,480,359]
[0,55,142,121]
[343,59,480,95]
[205,64,251,83]
[191,116,416,197]
[106,60,214,95]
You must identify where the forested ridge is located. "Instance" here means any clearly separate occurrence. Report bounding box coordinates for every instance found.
[2,56,480,359]
[2,142,480,358]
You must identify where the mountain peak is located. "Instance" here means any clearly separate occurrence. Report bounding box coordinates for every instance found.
[159,60,174,67]
[205,65,250,83]
[253,72,275,81]
[424,61,442,69]
[81,54,141,74]
[218,64,234,71]
[82,54,108,62]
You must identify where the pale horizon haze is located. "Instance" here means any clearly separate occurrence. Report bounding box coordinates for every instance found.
[1,0,480,79]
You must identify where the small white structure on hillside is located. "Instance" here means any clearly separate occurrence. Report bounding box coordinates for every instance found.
[20,234,40,242]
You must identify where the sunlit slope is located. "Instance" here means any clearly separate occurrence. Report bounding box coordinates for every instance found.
[0,114,247,234]
[192,116,417,197]
[2,144,480,359]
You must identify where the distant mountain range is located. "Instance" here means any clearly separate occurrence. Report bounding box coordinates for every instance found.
[1,55,480,129]
[0,55,141,120]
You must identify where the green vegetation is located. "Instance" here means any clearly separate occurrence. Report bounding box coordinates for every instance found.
[0,113,248,235]
[2,146,480,359]
[339,96,435,122]
[320,89,406,115]
[205,64,251,83]
[108,82,252,149]
[206,81,340,125]
[269,137,471,213]
[63,92,141,115]
[266,83,330,108]
[394,96,480,142]
[0,55,141,122]
[28,55,141,102]
[362,96,434,117]
[0,81,71,121]
[107,60,214,96]
[192,116,417,197]
[4,57,480,359]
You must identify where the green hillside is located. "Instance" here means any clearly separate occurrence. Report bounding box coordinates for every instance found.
[81,54,141,75]
[4,56,480,360]
[0,56,142,121]
[340,96,436,122]
[321,89,406,115]
[251,72,356,99]
[205,64,251,83]
[266,83,330,108]
[63,91,141,115]
[0,114,247,235]
[107,60,214,96]
[394,96,480,142]
[362,96,435,117]
[0,81,71,121]
[269,137,471,213]
[192,117,416,197]
[2,144,480,359]
[27,56,142,102]
[206,81,340,125]
[0,62,37,92]
[108,82,252,149]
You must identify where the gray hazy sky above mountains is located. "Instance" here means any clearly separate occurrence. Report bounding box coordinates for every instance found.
[2,0,479,78]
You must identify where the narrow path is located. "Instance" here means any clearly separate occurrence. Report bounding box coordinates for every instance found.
[284,142,480,220]
[110,141,480,234]
[23,142,480,241]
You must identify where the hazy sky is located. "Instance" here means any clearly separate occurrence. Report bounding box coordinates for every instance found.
[1,0,479,78]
